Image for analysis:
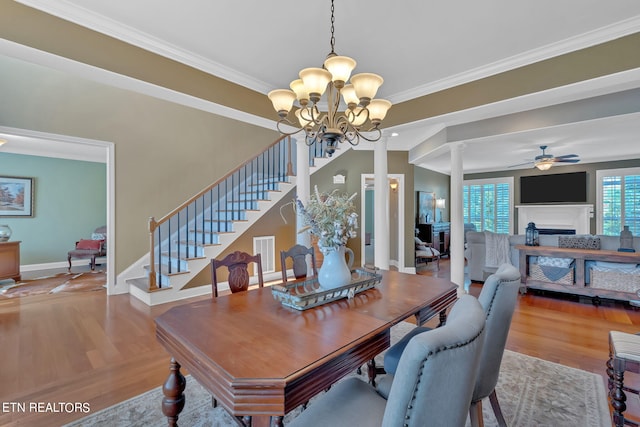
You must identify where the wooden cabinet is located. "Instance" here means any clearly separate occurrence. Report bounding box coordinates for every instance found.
[0,241,21,282]
[516,244,640,302]
[416,223,450,256]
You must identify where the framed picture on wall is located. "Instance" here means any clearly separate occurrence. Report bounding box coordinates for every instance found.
[0,176,34,217]
[417,191,435,224]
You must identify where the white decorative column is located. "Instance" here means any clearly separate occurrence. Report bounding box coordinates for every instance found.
[374,136,390,270]
[295,138,311,249]
[450,143,465,294]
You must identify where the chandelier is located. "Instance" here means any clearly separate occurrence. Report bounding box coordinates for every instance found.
[267,0,392,156]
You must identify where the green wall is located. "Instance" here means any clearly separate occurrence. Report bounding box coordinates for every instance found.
[0,152,106,264]
[304,149,417,268]
[414,166,451,224]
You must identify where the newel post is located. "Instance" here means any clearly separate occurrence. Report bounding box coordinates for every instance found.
[148,216,159,291]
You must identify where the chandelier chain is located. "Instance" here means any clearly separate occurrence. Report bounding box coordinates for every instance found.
[329,0,336,55]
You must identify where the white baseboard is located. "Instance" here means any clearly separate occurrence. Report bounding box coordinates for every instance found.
[21,257,107,272]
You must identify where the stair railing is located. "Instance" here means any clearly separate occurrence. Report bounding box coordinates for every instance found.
[147,136,336,290]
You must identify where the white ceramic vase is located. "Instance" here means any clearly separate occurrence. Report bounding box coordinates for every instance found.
[0,224,11,242]
[318,245,354,290]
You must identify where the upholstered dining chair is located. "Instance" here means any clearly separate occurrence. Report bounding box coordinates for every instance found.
[381,263,521,427]
[280,244,317,283]
[287,294,487,427]
[210,250,264,298]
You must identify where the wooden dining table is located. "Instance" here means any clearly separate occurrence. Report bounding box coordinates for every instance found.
[155,270,458,427]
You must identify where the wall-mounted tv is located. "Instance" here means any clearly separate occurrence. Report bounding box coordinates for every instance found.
[520,171,587,204]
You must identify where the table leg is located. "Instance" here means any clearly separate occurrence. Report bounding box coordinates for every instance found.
[248,416,273,427]
[367,358,378,387]
[437,309,447,327]
[162,358,186,427]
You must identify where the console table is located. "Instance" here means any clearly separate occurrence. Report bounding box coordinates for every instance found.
[516,244,640,301]
[0,241,21,282]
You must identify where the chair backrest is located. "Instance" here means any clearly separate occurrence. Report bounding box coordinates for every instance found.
[472,262,521,402]
[280,244,317,283]
[211,251,264,297]
[382,294,486,427]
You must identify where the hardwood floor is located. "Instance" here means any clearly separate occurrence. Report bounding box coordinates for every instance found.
[1,260,638,426]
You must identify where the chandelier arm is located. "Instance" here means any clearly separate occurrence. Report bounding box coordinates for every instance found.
[304,130,322,147]
[355,127,383,143]
[275,119,306,137]
[335,115,354,132]
[308,105,328,128]
[343,130,360,146]
[325,83,341,129]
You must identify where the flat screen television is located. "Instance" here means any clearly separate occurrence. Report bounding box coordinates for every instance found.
[520,171,587,204]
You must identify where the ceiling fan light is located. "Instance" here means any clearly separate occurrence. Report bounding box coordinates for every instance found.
[324,55,356,88]
[535,161,553,171]
[299,68,332,101]
[267,89,296,116]
[351,73,384,105]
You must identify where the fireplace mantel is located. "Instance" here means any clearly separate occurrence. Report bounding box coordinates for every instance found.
[516,204,593,235]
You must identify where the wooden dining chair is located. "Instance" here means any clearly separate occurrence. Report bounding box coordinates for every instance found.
[210,250,264,297]
[209,250,264,421]
[280,244,317,283]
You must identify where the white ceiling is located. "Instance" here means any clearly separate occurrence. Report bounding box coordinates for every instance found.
[6,0,640,172]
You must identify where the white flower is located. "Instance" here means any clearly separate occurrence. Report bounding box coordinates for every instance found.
[296,186,358,249]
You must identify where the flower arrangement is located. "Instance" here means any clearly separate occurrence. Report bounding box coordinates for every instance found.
[296,186,358,250]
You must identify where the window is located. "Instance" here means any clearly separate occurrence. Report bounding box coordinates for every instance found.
[597,168,640,236]
[463,177,513,234]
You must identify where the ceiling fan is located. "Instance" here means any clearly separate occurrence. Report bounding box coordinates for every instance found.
[510,145,580,170]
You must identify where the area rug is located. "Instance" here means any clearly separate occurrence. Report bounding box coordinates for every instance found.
[0,271,106,298]
[64,322,611,427]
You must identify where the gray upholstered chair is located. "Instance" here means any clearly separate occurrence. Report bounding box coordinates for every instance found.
[381,263,521,427]
[287,294,486,427]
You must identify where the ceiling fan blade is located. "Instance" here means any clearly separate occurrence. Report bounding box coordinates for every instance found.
[553,158,580,163]
[553,154,579,159]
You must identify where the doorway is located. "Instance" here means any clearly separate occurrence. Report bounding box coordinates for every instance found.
[0,126,116,294]
[360,174,405,270]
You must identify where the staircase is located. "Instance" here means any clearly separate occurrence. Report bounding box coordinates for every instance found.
[123,136,348,306]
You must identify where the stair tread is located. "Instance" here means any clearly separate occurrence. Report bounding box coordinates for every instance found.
[160,252,206,261]
[127,277,173,293]
[146,264,191,276]
[177,240,223,246]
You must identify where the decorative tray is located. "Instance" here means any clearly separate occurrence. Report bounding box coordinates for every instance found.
[271,268,382,311]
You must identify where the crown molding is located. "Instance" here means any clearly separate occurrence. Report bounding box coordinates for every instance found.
[14,0,273,94]
[388,15,640,104]
[16,1,640,103]
[0,126,110,163]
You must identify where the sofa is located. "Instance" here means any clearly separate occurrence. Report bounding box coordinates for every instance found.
[465,231,640,286]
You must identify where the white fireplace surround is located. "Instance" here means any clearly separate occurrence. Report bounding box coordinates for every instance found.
[516,204,593,235]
